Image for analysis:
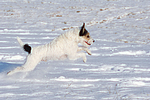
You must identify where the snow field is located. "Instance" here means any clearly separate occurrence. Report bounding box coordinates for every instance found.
[0,0,150,100]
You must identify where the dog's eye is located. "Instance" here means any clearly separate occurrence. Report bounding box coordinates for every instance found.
[87,35,90,38]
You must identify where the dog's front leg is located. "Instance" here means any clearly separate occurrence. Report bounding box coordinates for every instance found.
[77,47,92,55]
[79,53,87,63]
[68,53,87,63]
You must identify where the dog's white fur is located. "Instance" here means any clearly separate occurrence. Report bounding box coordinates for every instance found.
[7,24,94,75]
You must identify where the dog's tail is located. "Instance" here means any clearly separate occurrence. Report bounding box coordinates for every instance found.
[17,37,31,54]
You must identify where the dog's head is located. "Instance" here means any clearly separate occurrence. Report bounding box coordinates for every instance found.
[79,23,95,47]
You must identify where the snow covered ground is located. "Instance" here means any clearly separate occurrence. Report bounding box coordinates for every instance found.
[0,0,150,99]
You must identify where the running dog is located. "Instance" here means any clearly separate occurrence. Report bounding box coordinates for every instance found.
[7,23,95,75]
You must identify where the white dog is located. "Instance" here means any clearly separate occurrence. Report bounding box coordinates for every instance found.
[7,23,95,75]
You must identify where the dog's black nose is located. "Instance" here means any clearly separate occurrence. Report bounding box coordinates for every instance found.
[93,40,95,43]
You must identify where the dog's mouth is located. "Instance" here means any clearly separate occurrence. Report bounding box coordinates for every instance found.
[85,41,91,45]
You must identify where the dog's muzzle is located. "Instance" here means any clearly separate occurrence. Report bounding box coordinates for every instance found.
[85,41,91,45]
[85,40,95,45]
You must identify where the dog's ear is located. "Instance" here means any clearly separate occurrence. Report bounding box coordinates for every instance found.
[79,23,86,36]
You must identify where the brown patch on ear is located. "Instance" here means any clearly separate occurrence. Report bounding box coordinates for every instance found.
[83,33,91,41]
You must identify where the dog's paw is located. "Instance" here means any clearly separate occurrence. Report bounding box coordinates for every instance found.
[83,57,87,63]
[87,50,92,55]
[7,71,12,76]
[86,49,92,55]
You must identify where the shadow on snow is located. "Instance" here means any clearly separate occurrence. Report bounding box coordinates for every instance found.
[0,62,20,73]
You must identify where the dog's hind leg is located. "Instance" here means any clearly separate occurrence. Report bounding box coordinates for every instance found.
[7,66,25,75]
[7,55,41,75]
